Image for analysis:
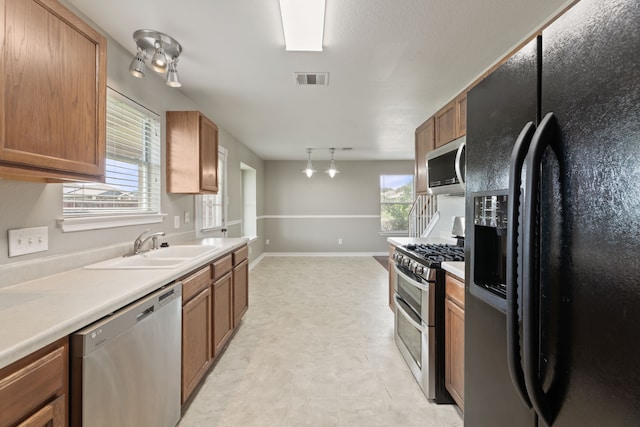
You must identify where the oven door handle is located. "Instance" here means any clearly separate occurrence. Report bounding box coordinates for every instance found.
[395,267,432,292]
[394,295,426,332]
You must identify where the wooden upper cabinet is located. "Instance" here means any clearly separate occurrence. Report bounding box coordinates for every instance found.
[0,0,107,182]
[434,100,457,148]
[434,91,467,149]
[167,111,219,194]
[456,92,467,138]
[415,117,435,195]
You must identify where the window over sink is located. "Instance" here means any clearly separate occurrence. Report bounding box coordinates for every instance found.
[58,88,163,232]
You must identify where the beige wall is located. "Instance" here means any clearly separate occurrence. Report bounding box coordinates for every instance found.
[263,160,414,253]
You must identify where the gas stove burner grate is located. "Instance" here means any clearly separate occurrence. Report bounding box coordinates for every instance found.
[403,243,465,264]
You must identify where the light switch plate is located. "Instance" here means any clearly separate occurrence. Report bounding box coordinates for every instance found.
[8,226,48,257]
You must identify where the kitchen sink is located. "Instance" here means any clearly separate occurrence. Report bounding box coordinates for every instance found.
[143,245,219,259]
[83,255,191,270]
[83,245,222,270]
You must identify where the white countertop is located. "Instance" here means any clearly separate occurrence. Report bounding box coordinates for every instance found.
[387,235,458,247]
[0,237,248,369]
[442,261,465,281]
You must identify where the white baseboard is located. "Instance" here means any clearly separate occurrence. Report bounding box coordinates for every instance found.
[262,252,388,257]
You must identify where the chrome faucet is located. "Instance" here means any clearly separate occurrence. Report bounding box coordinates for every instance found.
[132,229,166,255]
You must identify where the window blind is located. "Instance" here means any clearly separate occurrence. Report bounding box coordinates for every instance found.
[63,89,161,216]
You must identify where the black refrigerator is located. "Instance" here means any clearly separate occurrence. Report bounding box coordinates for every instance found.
[464,0,640,426]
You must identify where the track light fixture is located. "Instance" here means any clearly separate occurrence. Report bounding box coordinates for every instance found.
[129,29,183,87]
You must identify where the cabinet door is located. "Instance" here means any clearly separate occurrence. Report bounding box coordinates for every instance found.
[435,100,457,148]
[456,93,467,138]
[212,272,233,357]
[388,244,396,311]
[415,117,434,194]
[445,273,465,409]
[0,0,106,182]
[182,287,212,403]
[199,115,218,192]
[445,297,465,411]
[0,338,67,427]
[233,259,249,326]
[166,111,219,194]
[16,395,65,427]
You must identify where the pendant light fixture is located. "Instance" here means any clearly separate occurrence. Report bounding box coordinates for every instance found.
[302,148,316,178]
[129,29,183,87]
[325,148,339,178]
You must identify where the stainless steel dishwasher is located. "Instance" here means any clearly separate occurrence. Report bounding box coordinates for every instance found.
[71,282,182,427]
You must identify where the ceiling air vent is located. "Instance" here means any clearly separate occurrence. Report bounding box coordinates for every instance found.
[294,72,329,86]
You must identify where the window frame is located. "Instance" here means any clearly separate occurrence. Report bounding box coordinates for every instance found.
[196,146,227,236]
[58,89,165,232]
[379,174,414,234]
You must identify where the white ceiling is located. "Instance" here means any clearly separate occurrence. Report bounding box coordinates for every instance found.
[66,0,570,161]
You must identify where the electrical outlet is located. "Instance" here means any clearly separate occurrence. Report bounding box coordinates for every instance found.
[266,239,270,245]
[184,210,190,224]
[174,216,180,229]
[338,238,343,245]
[8,226,48,257]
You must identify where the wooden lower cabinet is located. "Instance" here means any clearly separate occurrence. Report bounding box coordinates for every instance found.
[445,273,465,411]
[0,338,68,427]
[181,286,212,404]
[233,259,249,326]
[388,244,396,311]
[17,395,65,427]
[180,246,249,406]
[213,272,234,357]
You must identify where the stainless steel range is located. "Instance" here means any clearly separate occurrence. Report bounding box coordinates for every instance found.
[393,242,464,402]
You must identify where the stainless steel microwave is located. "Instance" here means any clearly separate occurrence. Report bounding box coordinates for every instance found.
[426,137,466,195]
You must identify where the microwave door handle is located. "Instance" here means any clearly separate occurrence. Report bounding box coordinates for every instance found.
[523,112,557,426]
[454,141,465,184]
[506,121,536,409]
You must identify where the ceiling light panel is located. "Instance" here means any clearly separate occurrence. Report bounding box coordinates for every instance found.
[279,0,326,51]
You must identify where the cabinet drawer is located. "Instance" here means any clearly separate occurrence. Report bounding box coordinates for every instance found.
[213,254,233,280]
[0,342,66,427]
[182,266,212,303]
[233,245,248,266]
[446,274,465,308]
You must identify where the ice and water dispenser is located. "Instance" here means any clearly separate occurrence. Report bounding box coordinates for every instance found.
[471,193,509,311]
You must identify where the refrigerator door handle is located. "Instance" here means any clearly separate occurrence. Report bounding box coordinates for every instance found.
[523,112,557,427]
[506,121,536,409]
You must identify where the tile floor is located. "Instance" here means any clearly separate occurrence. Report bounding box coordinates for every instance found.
[179,256,464,427]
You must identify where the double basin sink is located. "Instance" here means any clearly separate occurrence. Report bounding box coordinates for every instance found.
[84,245,220,270]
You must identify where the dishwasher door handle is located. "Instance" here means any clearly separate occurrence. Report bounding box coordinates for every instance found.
[136,305,155,322]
